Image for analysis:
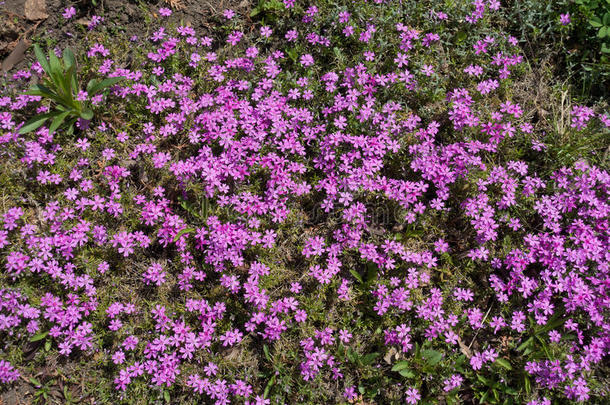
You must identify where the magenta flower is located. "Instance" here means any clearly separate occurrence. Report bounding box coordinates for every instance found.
[300,54,314,67]
[405,387,420,404]
[62,6,76,19]
[159,7,172,17]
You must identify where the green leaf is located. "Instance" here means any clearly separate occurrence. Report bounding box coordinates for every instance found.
[590,17,603,27]
[365,262,378,283]
[66,118,77,135]
[347,348,358,363]
[59,67,77,104]
[350,269,364,283]
[263,375,275,399]
[202,197,209,219]
[44,340,51,351]
[18,112,61,134]
[421,349,443,366]
[399,368,415,378]
[604,12,610,26]
[62,48,76,70]
[495,358,512,370]
[86,79,98,94]
[33,45,51,76]
[361,352,379,365]
[26,83,58,99]
[29,377,42,386]
[80,108,93,120]
[48,49,62,74]
[391,361,410,372]
[173,228,195,242]
[27,83,72,107]
[477,375,490,385]
[516,337,533,352]
[524,374,531,394]
[599,26,608,38]
[47,49,65,89]
[88,76,124,95]
[163,390,170,403]
[48,111,70,134]
[263,344,271,361]
[30,331,48,342]
[287,48,298,63]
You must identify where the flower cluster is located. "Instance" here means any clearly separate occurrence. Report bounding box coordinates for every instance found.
[0,0,608,403]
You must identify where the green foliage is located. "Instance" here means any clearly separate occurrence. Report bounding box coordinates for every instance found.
[504,0,609,99]
[19,45,124,135]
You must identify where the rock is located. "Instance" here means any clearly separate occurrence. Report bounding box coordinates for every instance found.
[24,0,47,20]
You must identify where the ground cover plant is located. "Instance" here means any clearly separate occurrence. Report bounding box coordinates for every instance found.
[0,0,609,403]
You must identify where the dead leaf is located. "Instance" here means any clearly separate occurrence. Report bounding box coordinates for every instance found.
[24,0,48,20]
[383,347,398,364]
[457,336,472,358]
[75,17,91,26]
[164,0,186,10]
[1,39,30,72]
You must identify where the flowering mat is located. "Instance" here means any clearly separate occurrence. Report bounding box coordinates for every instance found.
[0,0,609,404]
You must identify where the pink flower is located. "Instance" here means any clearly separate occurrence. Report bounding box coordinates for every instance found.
[62,6,76,19]
[300,54,314,67]
[143,263,167,286]
[159,7,172,17]
[405,387,420,404]
[260,26,272,38]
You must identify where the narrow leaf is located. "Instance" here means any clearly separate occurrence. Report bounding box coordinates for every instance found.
[173,228,195,242]
[263,375,275,399]
[30,331,48,342]
[495,358,512,370]
[350,269,363,284]
[263,344,271,361]
[362,352,379,365]
[516,337,533,352]
[48,111,70,135]
[33,45,51,76]
[88,76,124,95]
[18,112,60,134]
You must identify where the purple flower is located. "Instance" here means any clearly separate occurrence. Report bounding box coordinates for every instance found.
[159,7,172,17]
[62,7,76,19]
[405,386,420,404]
